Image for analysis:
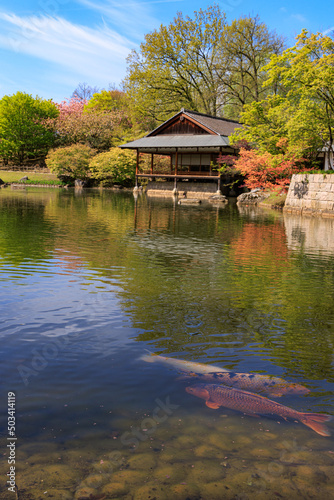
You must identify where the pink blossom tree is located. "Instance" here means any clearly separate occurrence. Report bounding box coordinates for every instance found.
[49,97,121,152]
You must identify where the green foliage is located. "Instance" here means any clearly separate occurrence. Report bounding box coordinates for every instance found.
[231,95,290,154]
[233,30,334,167]
[46,144,96,181]
[84,89,128,113]
[83,89,142,145]
[0,91,58,165]
[124,8,284,122]
[89,148,136,186]
[218,16,285,120]
[139,153,171,174]
[124,5,226,122]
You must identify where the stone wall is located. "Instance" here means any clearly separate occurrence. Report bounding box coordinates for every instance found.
[145,181,219,199]
[284,174,334,217]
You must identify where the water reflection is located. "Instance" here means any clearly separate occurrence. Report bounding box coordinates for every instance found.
[284,212,334,257]
[0,188,333,499]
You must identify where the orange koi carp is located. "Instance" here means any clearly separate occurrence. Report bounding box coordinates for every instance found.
[181,371,310,397]
[186,383,332,437]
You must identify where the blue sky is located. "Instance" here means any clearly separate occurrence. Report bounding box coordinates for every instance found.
[0,0,333,103]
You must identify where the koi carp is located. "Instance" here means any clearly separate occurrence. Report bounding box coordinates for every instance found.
[180,371,310,397]
[139,353,229,373]
[186,383,332,437]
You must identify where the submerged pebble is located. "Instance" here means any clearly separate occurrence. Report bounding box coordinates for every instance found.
[170,481,201,500]
[186,459,225,483]
[168,434,196,448]
[250,447,275,459]
[152,464,185,483]
[83,473,108,489]
[294,464,330,485]
[19,463,79,490]
[17,488,74,500]
[318,465,334,483]
[112,469,149,485]
[102,481,130,497]
[133,483,169,500]
[92,459,115,473]
[159,447,194,463]
[193,443,222,459]
[199,480,234,500]
[126,452,157,470]
[74,486,97,499]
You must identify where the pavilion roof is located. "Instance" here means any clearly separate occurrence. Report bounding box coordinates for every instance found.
[119,109,241,151]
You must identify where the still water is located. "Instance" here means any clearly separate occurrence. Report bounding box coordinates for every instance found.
[0,187,333,500]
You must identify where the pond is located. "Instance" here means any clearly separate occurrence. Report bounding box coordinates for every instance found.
[0,187,333,500]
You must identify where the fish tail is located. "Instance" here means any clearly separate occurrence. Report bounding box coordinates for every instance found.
[300,413,332,437]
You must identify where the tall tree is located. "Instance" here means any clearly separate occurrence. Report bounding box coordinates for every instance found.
[83,89,145,144]
[83,89,127,113]
[217,15,285,119]
[266,30,334,167]
[233,30,334,167]
[124,7,285,123]
[124,5,226,122]
[71,82,100,101]
[0,92,58,165]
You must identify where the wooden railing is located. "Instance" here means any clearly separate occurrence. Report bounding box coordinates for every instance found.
[137,172,219,179]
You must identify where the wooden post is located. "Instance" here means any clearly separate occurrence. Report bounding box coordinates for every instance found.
[217,174,221,194]
[150,153,154,174]
[173,149,178,195]
[135,149,139,188]
[136,149,139,175]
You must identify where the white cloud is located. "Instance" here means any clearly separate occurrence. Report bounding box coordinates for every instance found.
[291,13,308,24]
[0,12,135,84]
[77,0,160,40]
[77,0,183,39]
[323,26,334,36]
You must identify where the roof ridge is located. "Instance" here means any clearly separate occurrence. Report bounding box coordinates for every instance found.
[182,108,241,125]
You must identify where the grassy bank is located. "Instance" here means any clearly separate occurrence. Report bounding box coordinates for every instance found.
[259,191,287,208]
[0,170,60,185]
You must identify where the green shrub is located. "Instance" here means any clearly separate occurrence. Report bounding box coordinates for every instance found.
[89,148,136,186]
[46,144,96,181]
[0,91,58,165]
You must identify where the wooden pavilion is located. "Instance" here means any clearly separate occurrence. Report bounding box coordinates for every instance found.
[119,109,241,193]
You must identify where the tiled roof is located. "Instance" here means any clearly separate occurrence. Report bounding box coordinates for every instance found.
[119,134,231,150]
[182,109,241,136]
[120,109,241,150]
